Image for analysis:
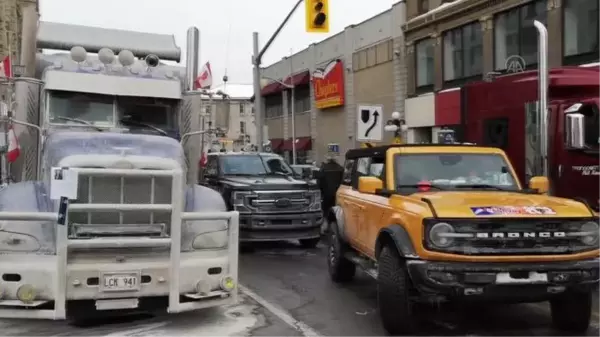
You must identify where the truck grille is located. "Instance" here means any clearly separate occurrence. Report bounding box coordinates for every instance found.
[424,218,599,255]
[248,190,311,213]
[69,170,172,235]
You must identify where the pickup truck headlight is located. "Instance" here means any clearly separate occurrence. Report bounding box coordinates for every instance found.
[428,222,455,248]
[307,190,321,211]
[580,221,599,246]
[231,191,251,206]
[192,230,228,249]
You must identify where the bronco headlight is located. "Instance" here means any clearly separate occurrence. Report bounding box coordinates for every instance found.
[192,230,228,249]
[429,222,455,248]
[580,221,599,246]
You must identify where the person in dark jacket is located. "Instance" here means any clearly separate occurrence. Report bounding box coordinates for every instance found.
[316,156,344,216]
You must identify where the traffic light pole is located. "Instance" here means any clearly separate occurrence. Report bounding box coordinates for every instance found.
[253,0,304,152]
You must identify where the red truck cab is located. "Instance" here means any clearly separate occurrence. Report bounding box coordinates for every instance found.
[461,65,599,211]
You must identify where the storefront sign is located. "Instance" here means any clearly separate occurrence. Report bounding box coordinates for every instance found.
[312,59,345,109]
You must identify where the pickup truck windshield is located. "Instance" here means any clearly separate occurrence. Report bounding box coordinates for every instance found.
[395,153,519,191]
[219,155,295,176]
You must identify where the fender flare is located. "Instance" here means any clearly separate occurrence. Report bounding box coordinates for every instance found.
[375,224,418,259]
[326,206,347,241]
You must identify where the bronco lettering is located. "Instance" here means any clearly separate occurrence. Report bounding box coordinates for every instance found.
[475,232,566,238]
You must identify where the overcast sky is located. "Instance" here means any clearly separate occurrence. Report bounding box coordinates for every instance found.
[39,0,397,85]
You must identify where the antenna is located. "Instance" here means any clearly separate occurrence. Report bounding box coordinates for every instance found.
[222,22,232,91]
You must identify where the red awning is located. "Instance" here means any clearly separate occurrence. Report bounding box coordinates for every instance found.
[284,70,310,86]
[281,137,312,151]
[261,81,283,96]
[269,138,284,151]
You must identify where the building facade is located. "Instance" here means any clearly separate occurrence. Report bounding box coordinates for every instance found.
[260,1,407,164]
[203,83,257,152]
[403,0,599,142]
[0,0,38,76]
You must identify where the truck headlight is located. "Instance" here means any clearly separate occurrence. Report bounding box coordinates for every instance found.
[192,230,228,249]
[429,222,455,248]
[17,284,36,303]
[580,221,599,246]
[220,276,236,292]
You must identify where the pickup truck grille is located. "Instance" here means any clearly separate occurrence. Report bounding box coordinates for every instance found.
[249,190,311,213]
[69,170,172,232]
[424,218,599,255]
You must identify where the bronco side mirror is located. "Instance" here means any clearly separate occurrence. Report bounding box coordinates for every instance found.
[565,109,586,150]
[358,176,383,194]
[529,176,549,194]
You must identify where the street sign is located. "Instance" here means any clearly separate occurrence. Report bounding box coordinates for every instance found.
[327,143,339,153]
[356,104,383,142]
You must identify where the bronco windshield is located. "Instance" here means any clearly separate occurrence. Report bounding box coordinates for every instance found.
[394,153,519,191]
[219,154,295,176]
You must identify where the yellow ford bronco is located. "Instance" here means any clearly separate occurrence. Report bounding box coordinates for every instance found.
[326,144,599,335]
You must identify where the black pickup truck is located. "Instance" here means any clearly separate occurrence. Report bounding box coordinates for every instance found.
[200,152,323,247]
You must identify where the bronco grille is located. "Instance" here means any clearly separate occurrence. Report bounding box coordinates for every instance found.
[69,168,172,236]
[424,218,599,255]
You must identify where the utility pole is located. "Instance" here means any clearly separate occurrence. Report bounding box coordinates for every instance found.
[252,0,304,152]
[289,48,296,165]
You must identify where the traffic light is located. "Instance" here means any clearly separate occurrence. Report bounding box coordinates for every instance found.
[305,0,329,33]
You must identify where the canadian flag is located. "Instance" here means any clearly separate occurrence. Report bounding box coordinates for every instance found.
[0,56,12,78]
[6,125,20,163]
[194,62,212,90]
[199,152,207,167]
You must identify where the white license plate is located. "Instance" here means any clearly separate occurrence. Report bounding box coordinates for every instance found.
[100,272,140,292]
[495,271,548,284]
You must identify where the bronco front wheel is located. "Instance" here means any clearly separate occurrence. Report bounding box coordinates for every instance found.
[550,290,592,333]
[377,246,416,335]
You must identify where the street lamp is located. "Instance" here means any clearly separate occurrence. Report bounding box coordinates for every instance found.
[260,75,297,164]
[384,111,407,144]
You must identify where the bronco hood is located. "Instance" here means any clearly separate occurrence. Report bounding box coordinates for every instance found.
[410,191,594,218]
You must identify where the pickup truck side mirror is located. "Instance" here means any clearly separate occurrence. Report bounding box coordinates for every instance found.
[565,105,586,150]
[529,176,549,194]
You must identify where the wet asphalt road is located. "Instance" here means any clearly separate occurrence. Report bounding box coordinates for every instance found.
[239,239,600,336]
[0,239,598,336]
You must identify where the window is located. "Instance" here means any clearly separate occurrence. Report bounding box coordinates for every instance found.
[563,0,599,64]
[395,153,519,194]
[265,94,283,118]
[494,0,547,70]
[240,104,245,115]
[292,85,311,113]
[240,121,246,134]
[418,0,429,14]
[48,90,114,126]
[443,22,483,82]
[566,103,600,149]
[342,159,355,185]
[415,39,435,89]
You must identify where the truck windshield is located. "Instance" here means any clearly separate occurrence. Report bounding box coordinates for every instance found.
[219,155,295,176]
[48,90,115,126]
[117,96,178,135]
[395,153,519,191]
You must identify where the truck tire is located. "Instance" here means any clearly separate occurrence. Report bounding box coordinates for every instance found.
[377,245,415,335]
[299,238,320,248]
[327,222,355,283]
[550,291,592,333]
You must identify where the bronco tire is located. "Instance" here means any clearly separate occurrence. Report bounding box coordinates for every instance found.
[327,222,355,283]
[300,238,320,248]
[550,290,592,333]
[377,245,415,335]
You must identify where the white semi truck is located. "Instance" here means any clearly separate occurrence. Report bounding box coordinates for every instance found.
[0,22,239,320]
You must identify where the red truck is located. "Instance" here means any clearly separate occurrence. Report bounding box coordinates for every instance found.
[458,22,599,211]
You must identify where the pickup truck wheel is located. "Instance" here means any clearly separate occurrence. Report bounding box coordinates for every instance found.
[328,223,355,283]
[299,238,320,248]
[377,245,415,335]
[550,291,592,333]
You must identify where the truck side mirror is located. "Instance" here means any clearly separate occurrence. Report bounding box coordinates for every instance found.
[565,112,586,149]
[529,176,549,194]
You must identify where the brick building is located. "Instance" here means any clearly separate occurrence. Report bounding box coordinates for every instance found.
[403,0,599,142]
